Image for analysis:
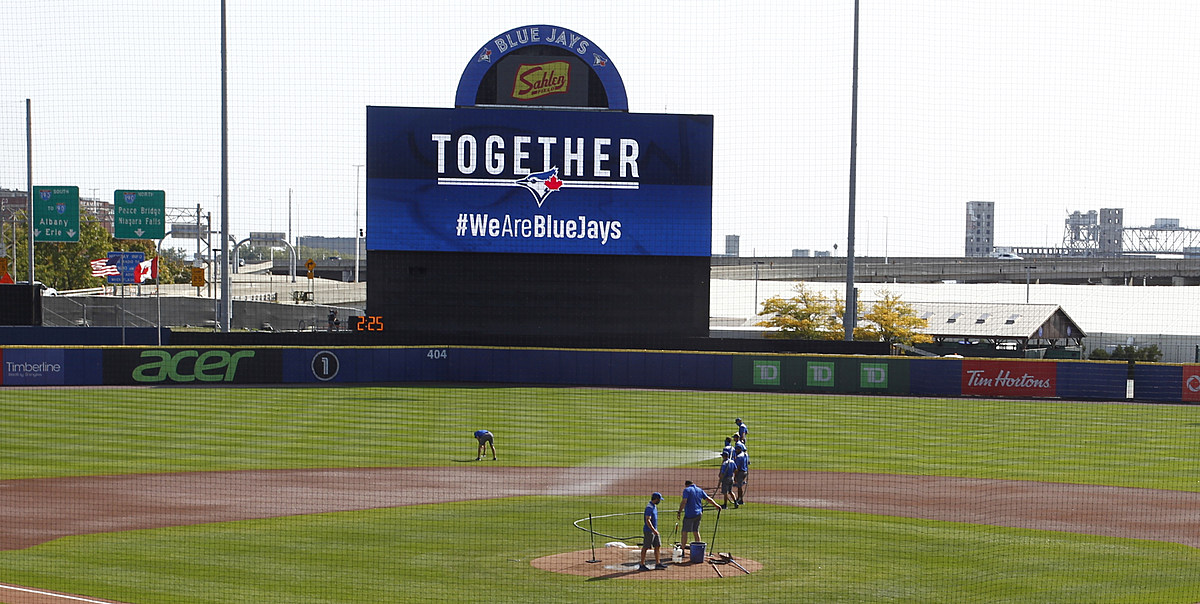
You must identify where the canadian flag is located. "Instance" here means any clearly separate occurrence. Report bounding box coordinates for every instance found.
[135,257,159,283]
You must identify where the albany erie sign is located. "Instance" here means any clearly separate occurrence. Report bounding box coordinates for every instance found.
[513,61,570,100]
[961,360,1056,398]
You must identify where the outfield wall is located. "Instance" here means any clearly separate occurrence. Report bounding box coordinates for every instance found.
[3,345,1198,402]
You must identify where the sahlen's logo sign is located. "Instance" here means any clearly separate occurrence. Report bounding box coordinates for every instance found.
[512,61,570,100]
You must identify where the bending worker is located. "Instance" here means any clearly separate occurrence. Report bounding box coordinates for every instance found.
[473,429,496,461]
[676,480,721,547]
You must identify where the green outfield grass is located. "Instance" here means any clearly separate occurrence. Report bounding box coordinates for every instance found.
[3,386,1200,602]
[2,387,1199,490]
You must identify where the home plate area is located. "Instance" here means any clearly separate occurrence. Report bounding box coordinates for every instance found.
[530,544,763,580]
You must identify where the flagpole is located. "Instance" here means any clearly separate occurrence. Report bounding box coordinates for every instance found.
[154,252,162,346]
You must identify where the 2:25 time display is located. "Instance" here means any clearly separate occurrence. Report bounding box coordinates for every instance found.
[354,315,384,331]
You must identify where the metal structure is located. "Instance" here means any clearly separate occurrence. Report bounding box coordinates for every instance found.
[1122,225,1200,255]
[1055,207,1200,257]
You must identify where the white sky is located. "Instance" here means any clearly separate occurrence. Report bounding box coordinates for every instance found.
[2,1,1198,257]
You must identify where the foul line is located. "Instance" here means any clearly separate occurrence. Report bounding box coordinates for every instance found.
[0,583,122,603]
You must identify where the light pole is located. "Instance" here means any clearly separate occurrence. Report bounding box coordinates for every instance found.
[353,164,363,283]
[753,261,765,315]
[1024,265,1037,303]
[884,215,889,265]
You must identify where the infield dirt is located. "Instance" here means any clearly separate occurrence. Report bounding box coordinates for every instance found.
[5,466,1200,551]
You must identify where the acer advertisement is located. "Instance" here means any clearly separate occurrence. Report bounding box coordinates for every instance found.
[102,349,282,385]
[960,360,1057,398]
[365,106,713,257]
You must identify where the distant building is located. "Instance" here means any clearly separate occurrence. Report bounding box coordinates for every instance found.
[1098,208,1123,256]
[791,249,810,257]
[965,201,994,257]
[723,235,740,257]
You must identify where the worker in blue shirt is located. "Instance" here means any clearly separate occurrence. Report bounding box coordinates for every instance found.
[638,492,668,570]
[473,429,496,461]
[676,480,721,548]
[718,451,738,508]
[721,436,735,460]
[734,442,750,505]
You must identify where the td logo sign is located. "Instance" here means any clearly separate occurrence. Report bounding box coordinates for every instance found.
[742,358,897,392]
[752,360,780,385]
[807,362,835,387]
[860,363,888,388]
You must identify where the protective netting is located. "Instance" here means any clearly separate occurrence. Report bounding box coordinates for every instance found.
[2,2,1200,602]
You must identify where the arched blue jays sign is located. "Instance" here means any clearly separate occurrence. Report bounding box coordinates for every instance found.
[456,25,628,111]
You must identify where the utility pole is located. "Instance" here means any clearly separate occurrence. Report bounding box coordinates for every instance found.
[844,0,860,341]
[1024,265,1037,303]
[354,164,363,283]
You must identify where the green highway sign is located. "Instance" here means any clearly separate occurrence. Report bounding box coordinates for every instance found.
[114,190,166,239]
[32,186,80,243]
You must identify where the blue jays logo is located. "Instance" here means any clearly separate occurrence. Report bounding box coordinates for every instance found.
[592,53,608,67]
[478,48,493,63]
[124,192,138,204]
[40,190,51,201]
[515,167,563,207]
[55,202,65,215]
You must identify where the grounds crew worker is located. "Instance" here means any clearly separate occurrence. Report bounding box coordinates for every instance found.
[639,492,668,571]
[677,480,721,548]
[473,429,496,461]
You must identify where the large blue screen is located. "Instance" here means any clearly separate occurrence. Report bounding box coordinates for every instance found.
[366,106,712,256]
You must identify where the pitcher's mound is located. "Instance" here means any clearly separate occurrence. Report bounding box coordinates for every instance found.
[531,547,762,580]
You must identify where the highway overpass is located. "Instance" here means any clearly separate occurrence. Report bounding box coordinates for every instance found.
[712,256,1200,286]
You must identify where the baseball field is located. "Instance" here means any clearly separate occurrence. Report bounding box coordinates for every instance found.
[2,386,1200,603]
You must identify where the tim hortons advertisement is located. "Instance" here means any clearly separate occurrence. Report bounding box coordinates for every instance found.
[366,106,713,257]
[961,360,1057,398]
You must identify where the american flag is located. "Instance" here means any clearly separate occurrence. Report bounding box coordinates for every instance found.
[90,258,120,277]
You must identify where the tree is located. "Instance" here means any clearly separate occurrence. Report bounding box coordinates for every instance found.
[1089,344,1162,362]
[756,285,930,345]
[7,210,187,290]
[859,290,933,346]
[755,284,847,340]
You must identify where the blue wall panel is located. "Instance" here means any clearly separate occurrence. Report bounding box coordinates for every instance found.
[908,359,962,396]
[1133,364,1181,403]
[1056,361,1127,400]
[65,349,103,385]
